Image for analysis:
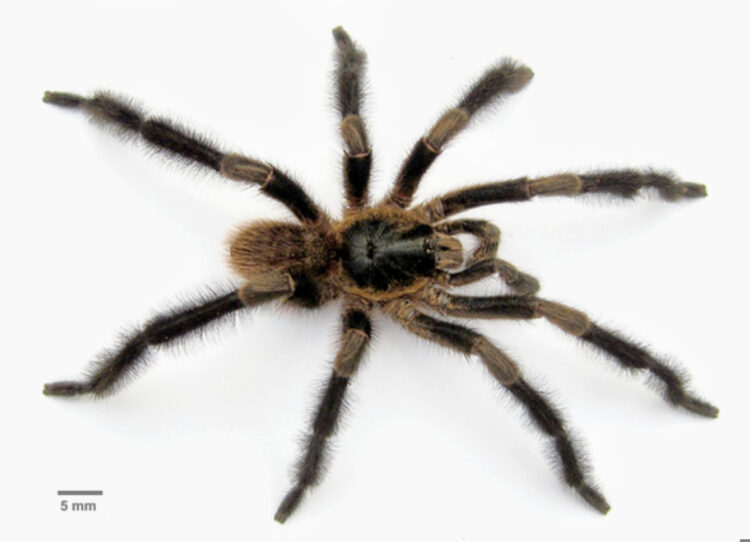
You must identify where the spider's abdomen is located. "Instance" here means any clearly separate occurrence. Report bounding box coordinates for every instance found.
[227,220,334,279]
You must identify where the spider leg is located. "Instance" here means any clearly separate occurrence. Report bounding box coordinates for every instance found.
[42,91,325,223]
[417,170,707,222]
[434,219,540,295]
[275,302,372,523]
[415,287,719,418]
[43,273,294,398]
[436,219,500,263]
[535,299,719,418]
[332,27,372,212]
[384,299,610,514]
[387,60,533,208]
[443,258,540,295]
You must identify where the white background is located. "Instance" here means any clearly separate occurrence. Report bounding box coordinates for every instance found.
[2,0,748,540]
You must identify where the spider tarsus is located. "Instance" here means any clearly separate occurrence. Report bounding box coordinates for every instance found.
[331,25,351,46]
[332,24,366,118]
[679,181,708,199]
[656,181,707,201]
[458,60,534,115]
[43,380,92,396]
[675,394,719,418]
[274,485,303,524]
[42,91,83,107]
[577,485,611,515]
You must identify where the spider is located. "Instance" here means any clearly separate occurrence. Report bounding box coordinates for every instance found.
[43,27,718,523]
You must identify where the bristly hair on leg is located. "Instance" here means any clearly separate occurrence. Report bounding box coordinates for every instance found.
[387,57,533,208]
[43,90,144,140]
[44,283,248,398]
[424,59,534,152]
[644,356,718,418]
[577,169,707,201]
[275,370,352,523]
[578,324,718,418]
[494,378,610,514]
[332,26,372,210]
[458,59,534,116]
[44,89,328,224]
[43,90,226,172]
[503,377,610,514]
[145,282,249,349]
[332,26,367,118]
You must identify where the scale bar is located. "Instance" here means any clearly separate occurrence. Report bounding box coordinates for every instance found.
[57,490,103,496]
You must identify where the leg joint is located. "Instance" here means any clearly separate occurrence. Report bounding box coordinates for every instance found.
[536,299,592,336]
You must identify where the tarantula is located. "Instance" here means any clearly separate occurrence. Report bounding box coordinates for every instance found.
[43,27,718,522]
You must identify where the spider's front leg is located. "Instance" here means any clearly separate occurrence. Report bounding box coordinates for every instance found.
[434,219,540,295]
[274,300,372,524]
[387,59,533,207]
[43,273,294,397]
[384,299,610,513]
[418,170,706,222]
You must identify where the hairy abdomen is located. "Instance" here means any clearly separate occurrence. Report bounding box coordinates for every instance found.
[227,220,334,279]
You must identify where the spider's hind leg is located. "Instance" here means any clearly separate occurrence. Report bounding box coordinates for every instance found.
[43,274,293,397]
[42,91,325,223]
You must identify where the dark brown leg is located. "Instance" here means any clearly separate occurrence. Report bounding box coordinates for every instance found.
[444,258,540,296]
[418,170,707,222]
[435,219,540,294]
[417,287,540,320]
[43,273,294,398]
[387,60,533,207]
[274,301,372,523]
[332,27,373,212]
[384,299,609,513]
[535,300,719,418]
[435,219,500,263]
[414,288,719,418]
[43,91,325,223]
